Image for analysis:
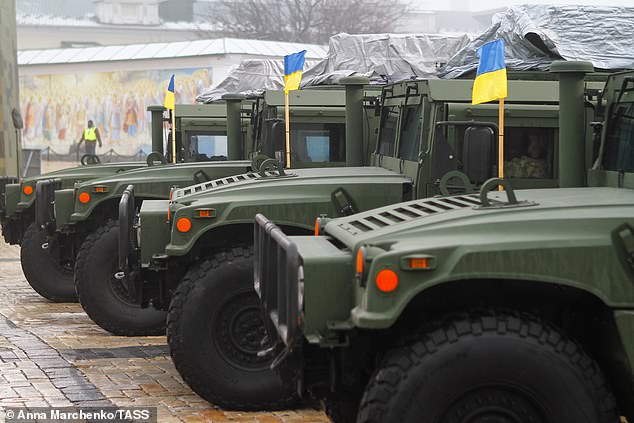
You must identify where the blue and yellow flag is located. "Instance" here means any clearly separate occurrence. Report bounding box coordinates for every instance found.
[472,40,507,105]
[284,50,306,93]
[164,74,175,110]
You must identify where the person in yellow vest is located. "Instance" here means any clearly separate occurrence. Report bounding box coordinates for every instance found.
[78,120,102,156]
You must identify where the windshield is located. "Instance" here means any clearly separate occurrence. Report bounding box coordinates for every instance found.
[187,131,229,161]
[603,102,634,172]
[398,105,422,161]
[377,105,399,157]
[433,124,557,182]
[286,122,346,163]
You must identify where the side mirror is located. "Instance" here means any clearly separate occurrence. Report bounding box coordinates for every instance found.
[462,126,495,185]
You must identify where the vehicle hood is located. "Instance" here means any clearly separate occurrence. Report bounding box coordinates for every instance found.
[75,161,251,189]
[324,187,634,250]
[25,162,145,185]
[173,167,403,206]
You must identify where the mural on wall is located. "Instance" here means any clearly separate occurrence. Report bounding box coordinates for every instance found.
[19,68,212,159]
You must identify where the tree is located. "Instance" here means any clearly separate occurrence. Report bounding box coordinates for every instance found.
[209,0,409,44]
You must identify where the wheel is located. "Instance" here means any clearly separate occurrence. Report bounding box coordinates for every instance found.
[167,246,298,410]
[20,222,77,302]
[74,220,166,336]
[357,310,618,423]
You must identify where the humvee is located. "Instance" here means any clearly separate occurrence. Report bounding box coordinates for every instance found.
[256,63,634,422]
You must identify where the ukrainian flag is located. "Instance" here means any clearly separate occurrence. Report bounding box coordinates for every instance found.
[472,40,507,105]
[284,50,307,93]
[164,74,175,110]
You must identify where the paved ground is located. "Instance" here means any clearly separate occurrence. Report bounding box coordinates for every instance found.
[0,241,328,422]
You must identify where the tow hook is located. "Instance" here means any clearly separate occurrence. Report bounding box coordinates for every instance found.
[41,242,49,250]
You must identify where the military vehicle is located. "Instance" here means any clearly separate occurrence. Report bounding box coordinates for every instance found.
[103,73,594,410]
[254,63,634,422]
[19,101,248,302]
[51,84,381,335]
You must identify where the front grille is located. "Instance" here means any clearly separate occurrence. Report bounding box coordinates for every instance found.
[0,176,18,213]
[254,213,301,347]
[35,178,62,234]
[173,171,278,199]
[118,185,136,272]
[336,194,482,236]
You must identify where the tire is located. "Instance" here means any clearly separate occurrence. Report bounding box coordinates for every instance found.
[357,310,618,423]
[167,246,298,410]
[75,219,166,336]
[20,222,77,302]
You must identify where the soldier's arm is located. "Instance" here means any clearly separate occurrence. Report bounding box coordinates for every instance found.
[95,128,102,146]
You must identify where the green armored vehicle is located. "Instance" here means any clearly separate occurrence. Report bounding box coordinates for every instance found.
[21,101,249,302]
[255,64,634,422]
[100,73,589,409]
[54,84,381,333]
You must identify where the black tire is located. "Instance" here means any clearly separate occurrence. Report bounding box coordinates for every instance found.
[75,219,166,336]
[357,310,618,423]
[167,246,298,410]
[20,222,77,302]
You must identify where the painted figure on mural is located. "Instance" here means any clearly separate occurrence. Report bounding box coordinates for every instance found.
[124,96,138,137]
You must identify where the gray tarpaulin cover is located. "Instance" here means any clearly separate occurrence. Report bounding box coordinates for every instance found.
[196,60,286,103]
[197,32,470,102]
[300,33,470,86]
[440,4,634,79]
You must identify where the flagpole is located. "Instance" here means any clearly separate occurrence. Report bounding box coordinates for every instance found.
[498,97,504,190]
[171,109,177,164]
[284,90,291,168]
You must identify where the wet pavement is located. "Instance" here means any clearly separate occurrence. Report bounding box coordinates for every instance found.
[0,241,328,422]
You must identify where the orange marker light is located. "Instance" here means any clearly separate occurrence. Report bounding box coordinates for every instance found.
[197,210,211,218]
[314,218,320,236]
[376,269,399,293]
[356,248,365,274]
[23,185,33,195]
[176,217,192,233]
[78,192,91,204]
[410,258,429,269]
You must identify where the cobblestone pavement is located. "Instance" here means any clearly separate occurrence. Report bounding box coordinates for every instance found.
[0,241,328,422]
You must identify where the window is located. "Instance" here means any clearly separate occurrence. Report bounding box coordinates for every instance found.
[432,124,556,183]
[504,127,557,179]
[398,105,422,161]
[603,102,634,172]
[188,133,228,161]
[290,122,345,163]
[377,106,399,156]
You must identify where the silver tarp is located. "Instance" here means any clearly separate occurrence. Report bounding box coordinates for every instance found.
[196,60,285,103]
[197,32,471,102]
[300,32,471,86]
[440,4,634,79]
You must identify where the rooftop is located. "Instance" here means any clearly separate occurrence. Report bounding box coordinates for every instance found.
[17,37,328,66]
